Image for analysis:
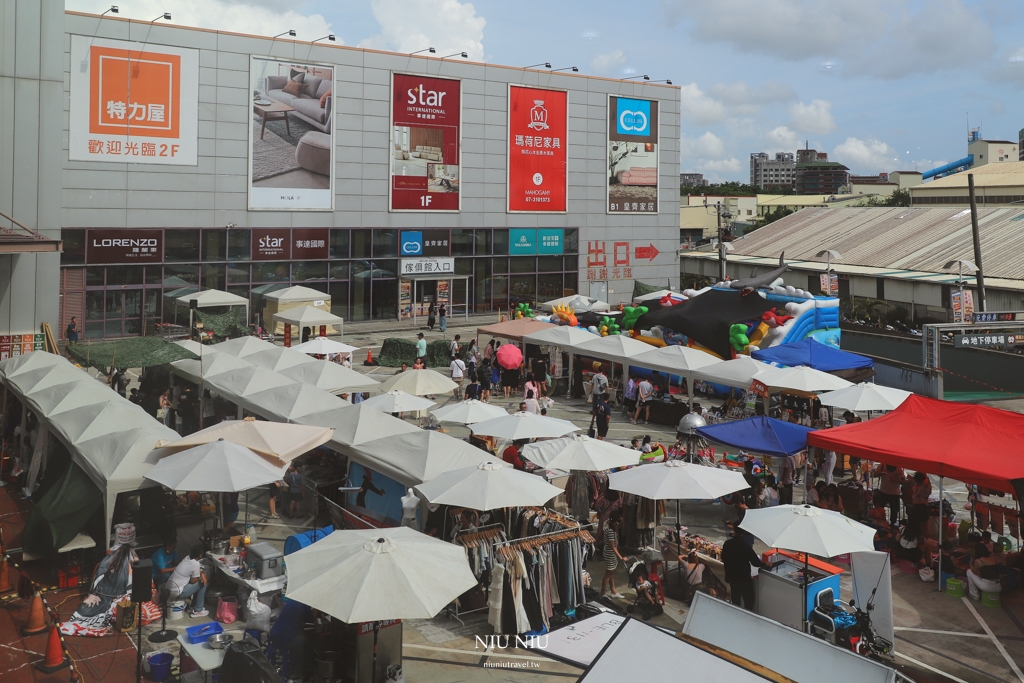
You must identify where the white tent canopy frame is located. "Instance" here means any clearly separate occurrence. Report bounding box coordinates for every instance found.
[629,344,720,409]
[0,353,179,549]
[175,288,250,328]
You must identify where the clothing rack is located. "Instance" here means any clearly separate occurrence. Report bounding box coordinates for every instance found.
[494,523,596,560]
[447,523,508,626]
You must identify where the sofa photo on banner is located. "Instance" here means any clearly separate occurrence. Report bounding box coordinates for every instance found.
[264,71,332,133]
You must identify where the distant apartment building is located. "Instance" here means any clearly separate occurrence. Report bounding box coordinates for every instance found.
[796,148,829,164]
[749,152,796,188]
[795,160,850,195]
[680,173,707,187]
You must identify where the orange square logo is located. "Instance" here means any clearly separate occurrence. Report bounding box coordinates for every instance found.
[89,45,180,138]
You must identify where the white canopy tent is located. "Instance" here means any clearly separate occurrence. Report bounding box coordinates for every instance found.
[175,289,250,327]
[631,344,720,408]
[751,365,854,394]
[212,340,380,395]
[574,334,654,366]
[348,430,502,486]
[0,353,179,549]
[692,356,770,390]
[272,305,345,329]
[296,404,421,448]
[522,326,597,349]
[261,285,335,335]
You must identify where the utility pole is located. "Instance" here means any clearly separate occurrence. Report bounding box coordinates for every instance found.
[715,202,731,282]
[968,174,987,312]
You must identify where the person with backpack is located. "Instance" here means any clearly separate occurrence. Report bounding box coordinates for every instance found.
[65,317,79,348]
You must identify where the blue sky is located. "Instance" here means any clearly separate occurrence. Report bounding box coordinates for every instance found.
[70,0,1024,181]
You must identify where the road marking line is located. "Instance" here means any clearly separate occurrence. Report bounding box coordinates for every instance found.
[403,642,553,662]
[895,651,970,683]
[963,597,1024,683]
[894,626,988,638]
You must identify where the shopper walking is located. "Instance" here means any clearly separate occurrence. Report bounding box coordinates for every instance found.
[427,302,436,331]
[601,511,628,599]
[450,354,466,399]
[722,524,765,611]
[439,303,448,332]
[415,332,427,359]
[779,454,795,505]
[632,376,654,425]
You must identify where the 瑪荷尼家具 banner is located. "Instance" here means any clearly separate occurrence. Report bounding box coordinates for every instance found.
[391,73,461,211]
[607,95,659,214]
[69,36,199,165]
[507,85,567,212]
[249,57,335,210]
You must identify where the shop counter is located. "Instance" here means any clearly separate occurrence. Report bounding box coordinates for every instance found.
[756,552,841,631]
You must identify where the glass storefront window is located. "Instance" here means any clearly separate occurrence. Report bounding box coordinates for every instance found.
[228,230,250,260]
[564,228,579,254]
[372,260,397,279]
[330,262,349,280]
[202,264,226,290]
[105,320,123,337]
[105,291,122,317]
[330,230,349,259]
[86,291,104,320]
[538,273,563,300]
[510,257,536,273]
[451,229,473,256]
[123,290,142,318]
[493,230,509,255]
[164,264,199,285]
[61,230,85,265]
[373,230,397,258]
[492,275,509,311]
[351,229,372,259]
[144,289,160,318]
[564,255,578,272]
[253,262,290,282]
[455,258,472,275]
[165,230,200,262]
[474,229,492,255]
[373,280,397,319]
[538,256,562,272]
[293,261,328,281]
[85,321,104,339]
[107,266,143,286]
[145,267,161,285]
[474,260,489,313]
[511,275,536,302]
[492,258,508,273]
[351,270,369,321]
[329,282,349,320]
[202,230,226,261]
[227,264,250,284]
[86,267,105,287]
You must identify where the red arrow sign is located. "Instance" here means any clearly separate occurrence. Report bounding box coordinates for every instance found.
[634,244,660,261]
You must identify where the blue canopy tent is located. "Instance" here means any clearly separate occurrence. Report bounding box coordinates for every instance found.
[695,416,816,457]
[751,339,873,372]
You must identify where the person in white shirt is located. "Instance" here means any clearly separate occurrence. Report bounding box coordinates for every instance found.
[822,450,837,485]
[166,545,208,617]
[633,378,654,425]
[590,367,608,403]
[450,356,466,398]
[523,389,541,415]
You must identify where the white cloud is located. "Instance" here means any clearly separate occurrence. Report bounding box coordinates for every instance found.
[789,99,835,134]
[708,81,796,108]
[590,50,626,74]
[678,83,728,125]
[833,137,899,172]
[661,0,994,79]
[360,0,485,61]
[681,132,727,160]
[67,0,333,41]
[764,126,802,154]
[699,158,743,174]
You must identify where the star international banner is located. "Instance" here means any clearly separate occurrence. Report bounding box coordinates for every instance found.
[507,85,568,212]
[69,36,199,165]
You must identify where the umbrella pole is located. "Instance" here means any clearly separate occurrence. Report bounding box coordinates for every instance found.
[937,476,944,593]
[676,499,683,591]
[803,553,809,633]
[372,620,380,683]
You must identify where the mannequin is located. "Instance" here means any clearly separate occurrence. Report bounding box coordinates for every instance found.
[401,489,419,530]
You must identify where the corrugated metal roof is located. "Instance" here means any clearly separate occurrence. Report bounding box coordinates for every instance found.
[726,206,1024,282]
[914,161,1024,189]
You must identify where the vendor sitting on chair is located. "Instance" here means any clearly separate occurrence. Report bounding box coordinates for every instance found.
[150,536,179,589]
[269,598,314,680]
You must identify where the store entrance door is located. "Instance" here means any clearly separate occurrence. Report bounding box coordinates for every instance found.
[103,288,143,337]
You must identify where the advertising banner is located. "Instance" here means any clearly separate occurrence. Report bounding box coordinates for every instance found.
[390,73,461,211]
[249,57,334,210]
[607,95,659,214]
[538,229,565,255]
[510,229,538,255]
[400,230,451,257]
[251,228,292,260]
[69,36,199,165]
[292,229,329,260]
[86,229,163,264]
[507,85,567,212]
[401,257,455,277]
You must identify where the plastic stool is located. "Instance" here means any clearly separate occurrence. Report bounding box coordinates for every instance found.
[650,560,664,579]
[265,645,291,679]
[245,629,267,646]
[944,577,965,598]
[648,573,665,605]
[982,591,1001,608]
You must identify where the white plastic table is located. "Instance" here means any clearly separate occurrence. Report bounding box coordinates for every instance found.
[207,552,287,594]
[177,628,245,681]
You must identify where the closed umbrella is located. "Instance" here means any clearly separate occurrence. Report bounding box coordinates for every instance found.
[740,504,877,630]
[496,343,523,370]
[521,434,640,471]
[292,337,360,356]
[378,369,458,396]
[431,399,509,425]
[470,411,579,440]
[156,417,333,463]
[817,383,911,412]
[360,390,436,413]
[415,461,562,509]
[285,527,477,681]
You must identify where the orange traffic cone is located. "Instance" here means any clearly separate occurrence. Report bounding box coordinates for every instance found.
[366,349,373,364]
[0,555,11,593]
[21,589,48,636]
[34,623,70,673]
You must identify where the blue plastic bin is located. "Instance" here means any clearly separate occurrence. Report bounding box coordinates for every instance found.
[147,652,173,681]
[185,621,223,644]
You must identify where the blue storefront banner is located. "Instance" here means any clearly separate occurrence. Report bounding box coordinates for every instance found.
[538,228,564,254]
[400,231,423,256]
[510,228,537,255]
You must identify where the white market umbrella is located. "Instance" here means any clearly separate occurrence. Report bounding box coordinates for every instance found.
[470,411,580,440]
[817,383,911,412]
[292,337,360,356]
[739,504,877,629]
[415,461,562,509]
[285,527,477,680]
[296,403,420,447]
[521,434,640,471]
[156,417,334,463]
[146,439,287,492]
[751,365,853,393]
[608,460,748,501]
[378,369,458,396]
[361,390,435,413]
[430,399,509,425]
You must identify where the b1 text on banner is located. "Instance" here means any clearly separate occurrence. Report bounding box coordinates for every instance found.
[508,85,567,212]
[390,73,461,211]
[69,36,200,165]
[607,95,659,214]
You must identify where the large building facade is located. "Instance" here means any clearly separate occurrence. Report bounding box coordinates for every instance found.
[2,3,681,341]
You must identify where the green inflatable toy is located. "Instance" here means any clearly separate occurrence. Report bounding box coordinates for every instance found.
[621,306,648,331]
[729,323,750,352]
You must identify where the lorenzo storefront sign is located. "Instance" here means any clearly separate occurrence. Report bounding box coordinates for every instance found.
[507,85,567,212]
[607,95,659,214]
[251,228,329,260]
[390,73,461,211]
[86,229,163,263]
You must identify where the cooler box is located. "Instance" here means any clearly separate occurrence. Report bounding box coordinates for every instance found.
[247,542,284,579]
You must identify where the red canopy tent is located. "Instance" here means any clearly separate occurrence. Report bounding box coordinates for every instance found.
[808,394,1024,498]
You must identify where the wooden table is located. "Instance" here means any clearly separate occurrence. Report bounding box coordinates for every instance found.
[253,101,295,139]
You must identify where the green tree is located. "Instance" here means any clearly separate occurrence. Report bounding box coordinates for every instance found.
[861,188,911,207]
[680,182,796,197]
[746,206,794,232]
